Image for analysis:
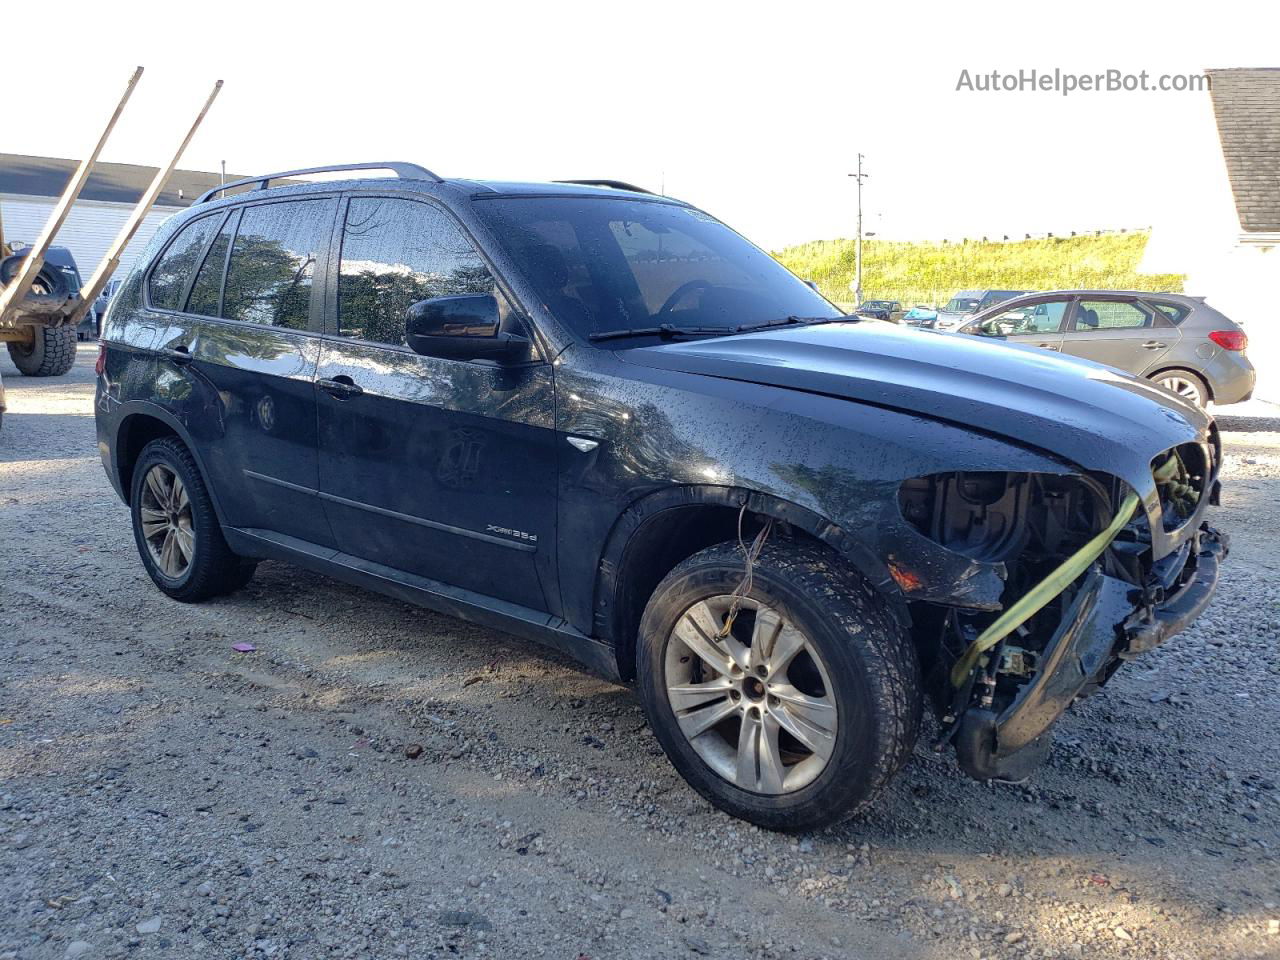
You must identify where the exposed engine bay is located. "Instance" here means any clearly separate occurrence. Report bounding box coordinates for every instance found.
[898,452,1224,781]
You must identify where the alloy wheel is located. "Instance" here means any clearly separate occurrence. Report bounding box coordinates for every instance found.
[1157,374,1204,406]
[664,596,838,794]
[139,464,195,579]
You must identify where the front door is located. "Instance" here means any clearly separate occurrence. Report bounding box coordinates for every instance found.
[967,297,1070,352]
[1059,298,1179,372]
[314,194,558,613]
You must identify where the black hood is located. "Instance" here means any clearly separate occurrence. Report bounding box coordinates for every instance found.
[621,321,1210,478]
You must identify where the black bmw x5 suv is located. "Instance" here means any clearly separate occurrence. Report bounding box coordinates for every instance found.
[95,163,1226,830]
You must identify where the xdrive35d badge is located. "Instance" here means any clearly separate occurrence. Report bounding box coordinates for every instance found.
[95,163,1227,830]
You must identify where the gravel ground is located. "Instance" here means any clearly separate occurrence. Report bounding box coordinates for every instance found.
[2,345,1279,960]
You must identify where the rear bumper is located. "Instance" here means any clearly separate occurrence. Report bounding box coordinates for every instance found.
[957,523,1226,780]
[1207,355,1256,406]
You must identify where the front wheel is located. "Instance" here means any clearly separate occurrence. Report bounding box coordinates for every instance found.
[637,540,921,831]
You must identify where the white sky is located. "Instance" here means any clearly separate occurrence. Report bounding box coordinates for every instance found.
[6,0,1274,249]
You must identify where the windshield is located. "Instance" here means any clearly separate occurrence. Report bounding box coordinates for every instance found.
[862,300,891,309]
[943,297,982,314]
[473,196,841,344]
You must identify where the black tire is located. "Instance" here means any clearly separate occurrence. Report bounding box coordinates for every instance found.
[1150,368,1209,408]
[7,325,77,377]
[130,437,256,602]
[637,539,921,831]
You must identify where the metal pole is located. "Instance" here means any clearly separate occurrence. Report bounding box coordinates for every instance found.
[0,66,144,324]
[72,79,224,327]
[848,155,867,307]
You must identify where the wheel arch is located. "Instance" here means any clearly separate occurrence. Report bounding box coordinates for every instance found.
[114,405,227,523]
[593,485,898,682]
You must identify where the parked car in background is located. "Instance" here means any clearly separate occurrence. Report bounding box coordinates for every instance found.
[902,305,937,326]
[81,278,124,340]
[0,244,85,374]
[854,299,903,322]
[958,290,1254,407]
[927,289,1032,330]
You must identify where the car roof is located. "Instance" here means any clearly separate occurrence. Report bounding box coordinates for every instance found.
[993,289,1198,301]
[192,175,690,211]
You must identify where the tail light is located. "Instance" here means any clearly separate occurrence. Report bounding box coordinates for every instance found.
[95,343,106,376]
[1208,330,1247,351]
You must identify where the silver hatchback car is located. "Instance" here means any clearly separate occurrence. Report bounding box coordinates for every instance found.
[957,290,1255,407]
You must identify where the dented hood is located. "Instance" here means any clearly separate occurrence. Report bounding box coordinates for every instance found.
[621,321,1211,476]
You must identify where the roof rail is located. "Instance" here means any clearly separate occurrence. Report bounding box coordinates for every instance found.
[555,179,655,195]
[194,161,443,204]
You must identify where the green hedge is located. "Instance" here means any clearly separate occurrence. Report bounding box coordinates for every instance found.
[773,231,1184,309]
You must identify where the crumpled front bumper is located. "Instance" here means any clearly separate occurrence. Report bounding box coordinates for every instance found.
[956,522,1227,781]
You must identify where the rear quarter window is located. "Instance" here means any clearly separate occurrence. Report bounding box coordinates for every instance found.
[147,215,222,310]
[1149,300,1189,324]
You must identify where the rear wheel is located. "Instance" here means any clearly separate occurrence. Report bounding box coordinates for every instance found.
[130,437,256,601]
[7,324,77,377]
[637,540,921,831]
[1153,368,1208,407]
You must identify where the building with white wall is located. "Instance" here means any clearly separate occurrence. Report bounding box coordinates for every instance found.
[1142,68,1280,403]
[0,153,238,280]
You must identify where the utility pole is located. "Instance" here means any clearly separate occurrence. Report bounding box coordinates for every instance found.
[848,154,867,306]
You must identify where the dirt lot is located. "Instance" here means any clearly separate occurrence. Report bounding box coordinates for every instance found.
[2,345,1278,960]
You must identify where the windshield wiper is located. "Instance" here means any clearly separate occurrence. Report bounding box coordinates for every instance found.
[733,315,856,333]
[587,323,735,342]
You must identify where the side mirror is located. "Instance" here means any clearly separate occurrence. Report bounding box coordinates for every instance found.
[803,279,820,292]
[405,294,531,362]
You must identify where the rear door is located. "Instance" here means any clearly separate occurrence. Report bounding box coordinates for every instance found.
[1058,297,1179,373]
[150,195,339,546]
[313,193,559,613]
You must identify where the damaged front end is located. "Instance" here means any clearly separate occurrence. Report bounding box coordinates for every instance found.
[897,443,1226,782]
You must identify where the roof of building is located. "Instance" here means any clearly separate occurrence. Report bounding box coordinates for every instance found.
[0,153,243,208]
[1207,68,1280,233]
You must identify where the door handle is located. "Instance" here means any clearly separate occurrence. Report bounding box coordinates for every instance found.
[1142,341,1167,350]
[1038,343,1060,351]
[316,376,363,399]
[159,345,193,365]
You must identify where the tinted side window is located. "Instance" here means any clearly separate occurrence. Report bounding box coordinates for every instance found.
[337,197,498,346]
[223,200,334,329]
[148,215,221,310]
[186,211,237,317]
